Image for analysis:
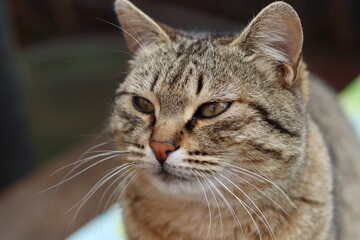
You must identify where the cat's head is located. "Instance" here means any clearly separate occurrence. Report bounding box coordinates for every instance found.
[111,0,308,196]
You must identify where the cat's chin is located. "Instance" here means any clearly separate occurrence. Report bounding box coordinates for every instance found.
[144,169,203,196]
[157,169,189,183]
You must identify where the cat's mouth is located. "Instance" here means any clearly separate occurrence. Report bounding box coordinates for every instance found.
[157,169,189,183]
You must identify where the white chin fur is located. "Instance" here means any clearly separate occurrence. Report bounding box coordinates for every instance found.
[140,148,206,196]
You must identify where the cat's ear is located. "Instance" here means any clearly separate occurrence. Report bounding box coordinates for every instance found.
[114,0,173,53]
[232,1,303,85]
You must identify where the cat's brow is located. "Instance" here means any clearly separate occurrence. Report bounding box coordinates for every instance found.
[205,94,240,103]
[115,91,131,98]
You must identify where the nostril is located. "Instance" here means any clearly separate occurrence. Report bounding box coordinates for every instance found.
[149,141,176,163]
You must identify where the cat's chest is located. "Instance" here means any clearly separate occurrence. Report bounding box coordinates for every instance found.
[122,189,274,240]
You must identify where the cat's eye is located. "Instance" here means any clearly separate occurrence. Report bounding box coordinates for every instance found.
[199,102,231,118]
[133,96,155,114]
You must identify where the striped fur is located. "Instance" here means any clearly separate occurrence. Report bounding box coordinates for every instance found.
[109,1,360,239]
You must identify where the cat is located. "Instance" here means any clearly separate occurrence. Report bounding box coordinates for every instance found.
[110,0,360,239]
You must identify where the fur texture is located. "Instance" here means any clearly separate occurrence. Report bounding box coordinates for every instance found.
[110,1,360,239]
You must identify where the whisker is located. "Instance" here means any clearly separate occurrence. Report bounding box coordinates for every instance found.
[97,175,124,212]
[51,141,111,176]
[67,163,135,230]
[199,173,223,239]
[193,171,212,239]
[102,164,139,212]
[218,173,276,240]
[116,168,142,202]
[97,163,137,213]
[40,154,120,193]
[93,17,157,67]
[223,162,296,208]
[89,150,128,154]
[200,173,244,239]
[108,71,130,80]
[51,151,127,176]
[74,141,110,163]
[121,140,144,149]
[122,19,159,67]
[114,49,134,57]
[42,141,113,196]
[93,18,146,52]
[224,168,290,217]
[68,163,134,214]
[213,175,263,240]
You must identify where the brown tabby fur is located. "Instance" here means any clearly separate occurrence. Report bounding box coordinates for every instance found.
[110,0,360,239]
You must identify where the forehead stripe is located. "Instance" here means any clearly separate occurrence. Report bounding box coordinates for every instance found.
[150,72,159,92]
[196,74,203,95]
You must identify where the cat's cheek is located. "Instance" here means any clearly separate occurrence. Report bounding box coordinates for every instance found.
[165,149,189,168]
[139,146,160,170]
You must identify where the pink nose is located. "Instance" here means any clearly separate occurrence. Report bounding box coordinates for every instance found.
[149,141,176,163]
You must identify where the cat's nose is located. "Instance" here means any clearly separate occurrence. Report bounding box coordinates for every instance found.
[150,141,176,164]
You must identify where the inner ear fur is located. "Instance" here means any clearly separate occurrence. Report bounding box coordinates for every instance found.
[232,1,304,86]
[114,0,175,54]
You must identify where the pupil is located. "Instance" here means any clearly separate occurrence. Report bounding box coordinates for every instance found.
[142,100,149,109]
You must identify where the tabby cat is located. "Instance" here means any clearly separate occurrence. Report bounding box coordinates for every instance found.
[110,0,360,239]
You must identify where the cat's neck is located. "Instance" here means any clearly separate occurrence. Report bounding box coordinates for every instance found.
[121,117,334,240]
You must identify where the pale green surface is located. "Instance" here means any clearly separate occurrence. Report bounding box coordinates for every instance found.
[339,75,360,137]
[66,205,126,240]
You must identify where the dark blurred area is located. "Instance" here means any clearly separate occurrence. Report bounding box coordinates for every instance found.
[0,0,359,239]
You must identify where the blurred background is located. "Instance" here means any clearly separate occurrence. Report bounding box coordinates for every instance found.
[0,0,359,239]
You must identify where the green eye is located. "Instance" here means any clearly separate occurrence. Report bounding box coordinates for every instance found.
[133,96,155,113]
[199,102,230,118]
